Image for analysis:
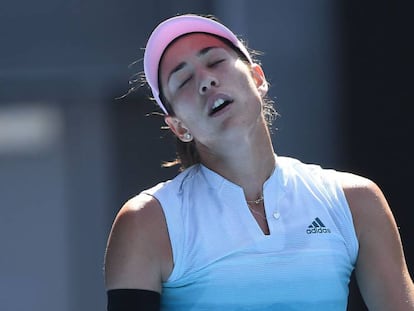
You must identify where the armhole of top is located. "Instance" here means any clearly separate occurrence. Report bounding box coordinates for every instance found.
[142,185,185,283]
[323,169,360,265]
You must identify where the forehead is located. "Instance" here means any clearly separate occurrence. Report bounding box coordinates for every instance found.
[159,33,234,74]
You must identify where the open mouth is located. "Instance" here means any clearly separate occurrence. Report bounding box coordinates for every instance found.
[209,98,233,116]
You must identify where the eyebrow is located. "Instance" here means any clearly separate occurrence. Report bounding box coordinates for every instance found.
[167,46,218,83]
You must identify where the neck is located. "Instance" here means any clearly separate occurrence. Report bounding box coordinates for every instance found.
[198,125,276,201]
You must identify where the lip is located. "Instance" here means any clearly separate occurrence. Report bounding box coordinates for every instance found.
[206,93,234,116]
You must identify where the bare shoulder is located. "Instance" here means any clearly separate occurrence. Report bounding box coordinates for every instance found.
[104,193,172,292]
[336,171,414,310]
[336,170,380,199]
[335,171,389,238]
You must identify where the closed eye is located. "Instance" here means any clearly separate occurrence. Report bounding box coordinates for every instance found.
[208,59,225,68]
[179,75,193,89]
[177,59,224,89]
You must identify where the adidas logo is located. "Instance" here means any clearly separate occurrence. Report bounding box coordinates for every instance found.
[306,217,331,234]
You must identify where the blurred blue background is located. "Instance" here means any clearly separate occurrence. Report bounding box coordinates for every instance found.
[0,0,412,310]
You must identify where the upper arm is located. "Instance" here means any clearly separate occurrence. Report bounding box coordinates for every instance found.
[104,194,173,293]
[341,173,414,310]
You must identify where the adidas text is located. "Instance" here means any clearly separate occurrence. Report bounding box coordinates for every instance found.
[306,227,331,234]
[306,217,331,234]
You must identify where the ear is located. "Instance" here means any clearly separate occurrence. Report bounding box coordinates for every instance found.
[251,63,268,97]
[164,116,193,142]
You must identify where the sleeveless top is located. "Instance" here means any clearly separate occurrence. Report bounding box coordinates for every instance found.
[143,155,359,311]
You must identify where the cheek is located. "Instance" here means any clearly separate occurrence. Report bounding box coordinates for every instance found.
[168,94,194,118]
[233,62,256,89]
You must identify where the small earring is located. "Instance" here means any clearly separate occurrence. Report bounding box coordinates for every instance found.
[183,133,192,141]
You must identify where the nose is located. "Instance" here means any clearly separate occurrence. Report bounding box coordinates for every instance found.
[199,75,219,94]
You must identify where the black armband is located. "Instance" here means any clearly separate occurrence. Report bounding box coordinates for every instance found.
[107,289,161,311]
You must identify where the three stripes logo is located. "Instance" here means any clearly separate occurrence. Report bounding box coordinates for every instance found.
[306,217,331,234]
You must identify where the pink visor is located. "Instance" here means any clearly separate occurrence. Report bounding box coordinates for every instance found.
[143,14,252,115]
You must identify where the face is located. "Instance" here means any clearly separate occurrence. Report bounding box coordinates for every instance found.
[159,33,267,149]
